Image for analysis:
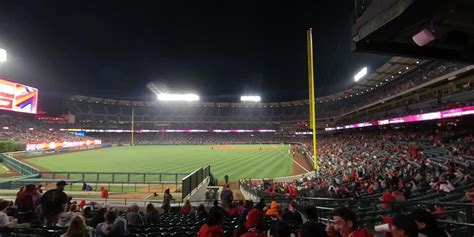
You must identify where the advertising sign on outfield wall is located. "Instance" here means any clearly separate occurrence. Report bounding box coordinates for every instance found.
[26,139,102,151]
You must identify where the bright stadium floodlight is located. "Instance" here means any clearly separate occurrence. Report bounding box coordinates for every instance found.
[0,49,6,62]
[354,67,367,82]
[241,95,261,102]
[157,93,200,102]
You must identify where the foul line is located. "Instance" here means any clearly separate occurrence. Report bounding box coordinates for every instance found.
[272,145,311,173]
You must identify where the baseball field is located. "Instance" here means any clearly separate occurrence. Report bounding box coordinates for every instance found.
[26,144,295,181]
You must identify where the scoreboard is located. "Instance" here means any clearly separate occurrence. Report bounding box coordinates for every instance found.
[0,79,38,114]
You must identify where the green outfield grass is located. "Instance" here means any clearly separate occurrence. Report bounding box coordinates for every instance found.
[27,144,293,181]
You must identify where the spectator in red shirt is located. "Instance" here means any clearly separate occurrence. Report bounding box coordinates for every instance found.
[392,190,406,202]
[241,209,266,237]
[379,190,396,209]
[78,200,86,211]
[100,187,109,199]
[226,203,238,217]
[289,186,298,197]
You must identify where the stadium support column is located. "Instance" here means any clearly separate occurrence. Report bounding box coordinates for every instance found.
[306,28,318,172]
[131,107,135,146]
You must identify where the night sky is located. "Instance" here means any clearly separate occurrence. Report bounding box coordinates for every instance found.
[0,1,389,114]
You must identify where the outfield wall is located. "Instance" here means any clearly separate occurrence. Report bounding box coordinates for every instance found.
[7,144,110,159]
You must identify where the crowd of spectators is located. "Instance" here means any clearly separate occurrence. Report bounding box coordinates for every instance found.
[2,181,171,236]
[243,126,473,203]
[68,100,307,127]
[195,197,454,237]
[0,114,90,144]
[2,178,465,237]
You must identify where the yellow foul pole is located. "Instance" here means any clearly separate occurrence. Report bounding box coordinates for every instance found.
[131,107,135,146]
[306,28,318,171]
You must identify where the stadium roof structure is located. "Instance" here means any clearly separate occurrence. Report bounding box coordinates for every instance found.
[68,95,308,108]
[314,57,427,103]
[69,56,425,106]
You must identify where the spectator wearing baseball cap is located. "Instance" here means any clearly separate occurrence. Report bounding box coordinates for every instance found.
[57,181,68,187]
[39,181,69,227]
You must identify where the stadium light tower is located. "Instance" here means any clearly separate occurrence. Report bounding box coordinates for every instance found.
[240,95,261,102]
[0,49,6,63]
[354,67,368,82]
[157,93,200,102]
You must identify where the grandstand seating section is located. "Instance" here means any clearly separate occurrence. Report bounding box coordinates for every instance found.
[315,61,464,117]
[0,114,87,144]
[243,125,474,199]
[5,212,239,237]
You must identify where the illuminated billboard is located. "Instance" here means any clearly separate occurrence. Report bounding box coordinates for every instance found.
[0,79,38,114]
[325,106,474,131]
[26,139,102,151]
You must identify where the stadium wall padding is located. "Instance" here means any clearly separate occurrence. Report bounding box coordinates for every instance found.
[0,153,41,189]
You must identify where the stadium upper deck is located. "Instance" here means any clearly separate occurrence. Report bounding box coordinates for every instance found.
[64,57,472,129]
